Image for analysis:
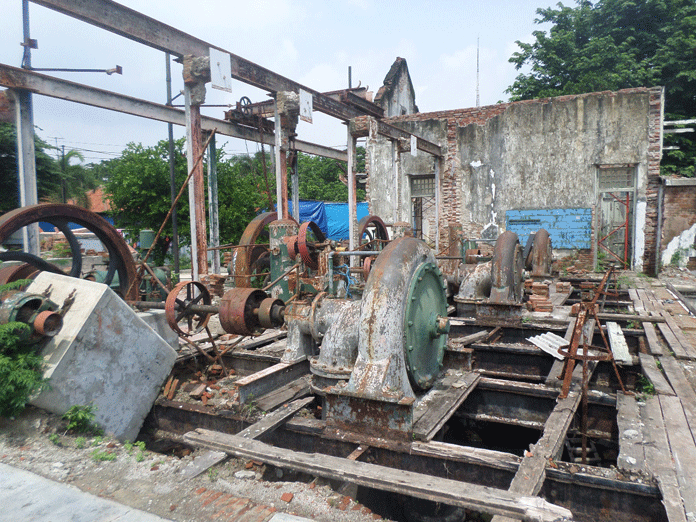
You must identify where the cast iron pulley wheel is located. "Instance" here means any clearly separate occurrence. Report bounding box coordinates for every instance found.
[0,204,137,300]
[297,221,326,270]
[238,96,252,115]
[219,287,267,336]
[165,281,212,337]
[231,212,277,287]
[357,215,389,249]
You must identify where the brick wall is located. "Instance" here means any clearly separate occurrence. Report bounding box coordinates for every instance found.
[663,184,696,246]
[376,87,664,273]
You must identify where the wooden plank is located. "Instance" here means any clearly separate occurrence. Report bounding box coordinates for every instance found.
[178,450,228,480]
[616,394,646,472]
[666,281,696,317]
[236,396,314,440]
[606,322,632,364]
[658,316,690,359]
[658,396,696,516]
[449,330,490,348]
[255,375,311,412]
[412,372,480,441]
[658,355,696,443]
[638,353,675,396]
[234,359,309,404]
[641,397,688,522]
[183,430,573,522]
[662,312,696,360]
[545,322,574,385]
[642,321,664,356]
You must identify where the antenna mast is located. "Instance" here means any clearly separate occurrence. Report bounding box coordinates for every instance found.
[476,37,480,107]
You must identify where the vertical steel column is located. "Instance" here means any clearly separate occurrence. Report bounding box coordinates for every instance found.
[291,151,299,222]
[184,85,208,279]
[274,98,288,219]
[16,0,39,255]
[165,53,179,274]
[347,126,358,258]
[207,133,220,274]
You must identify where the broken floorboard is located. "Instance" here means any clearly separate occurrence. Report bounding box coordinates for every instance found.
[183,429,573,522]
[616,393,646,472]
[412,372,480,441]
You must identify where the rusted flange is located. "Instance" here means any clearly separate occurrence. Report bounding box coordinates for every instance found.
[33,310,63,337]
[297,221,325,270]
[219,287,267,336]
[362,255,374,280]
[165,281,212,337]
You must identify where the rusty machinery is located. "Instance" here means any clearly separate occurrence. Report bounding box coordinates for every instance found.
[166,214,450,438]
[452,229,553,319]
[0,204,138,300]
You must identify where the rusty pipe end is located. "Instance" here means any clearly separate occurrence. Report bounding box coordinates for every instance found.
[34,310,63,337]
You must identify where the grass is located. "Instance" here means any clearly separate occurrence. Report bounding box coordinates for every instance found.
[91,448,117,462]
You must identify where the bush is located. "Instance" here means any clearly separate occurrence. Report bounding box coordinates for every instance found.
[0,321,46,418]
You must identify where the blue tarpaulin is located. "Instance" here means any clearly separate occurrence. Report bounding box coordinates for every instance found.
[287,200,327,233]
[325,202,369,240]
[280,200,369,240]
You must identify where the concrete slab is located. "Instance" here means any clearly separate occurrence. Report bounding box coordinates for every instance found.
[137,309,180,351]
[27,272,177,441]
[0,463,171,521]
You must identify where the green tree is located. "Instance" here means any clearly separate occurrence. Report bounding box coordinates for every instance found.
[0,122,62,213]
[103,139,189,263]
[295,148,366,202]
[507,0,696,176]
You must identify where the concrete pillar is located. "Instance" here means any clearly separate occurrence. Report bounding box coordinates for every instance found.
[274,92,300,220]
[183,55,211,280]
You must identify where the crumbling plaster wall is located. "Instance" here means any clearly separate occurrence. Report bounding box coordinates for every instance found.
[367,87,663,272]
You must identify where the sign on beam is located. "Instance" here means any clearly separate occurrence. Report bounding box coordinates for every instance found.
[300,89,313,123]
[209,48,233,93]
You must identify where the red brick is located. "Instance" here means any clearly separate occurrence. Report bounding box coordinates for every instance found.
[195,487,207,495]
[280,492,294,503]
[203,491,224,506]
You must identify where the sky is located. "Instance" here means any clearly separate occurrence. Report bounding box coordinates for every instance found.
[0,0,552,164]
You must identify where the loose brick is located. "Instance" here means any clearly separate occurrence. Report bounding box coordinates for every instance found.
[280,492,294,503]
[203,491,224,506]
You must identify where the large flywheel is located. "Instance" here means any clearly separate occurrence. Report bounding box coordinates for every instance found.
[0,204,137,300]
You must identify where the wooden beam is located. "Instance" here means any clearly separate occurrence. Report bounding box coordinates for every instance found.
[236,396,314,440]
[616,393,646,472]
[0,63,346,161]
[183,430,573,522]
[29,0,364,121]
[375,119,442,156]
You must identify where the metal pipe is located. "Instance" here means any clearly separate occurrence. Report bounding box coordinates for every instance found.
[129,300,219,314]
[327,250,380,295]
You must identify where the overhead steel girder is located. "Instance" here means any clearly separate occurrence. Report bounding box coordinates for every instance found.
[0,64,347,162]
[30,0,361,122]
[28,1,441,154]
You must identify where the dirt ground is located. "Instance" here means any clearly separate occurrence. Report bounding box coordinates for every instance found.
[0,407,385,522]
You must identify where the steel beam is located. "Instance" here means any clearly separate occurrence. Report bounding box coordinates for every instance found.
[0,64,346,161]
[29,0,363,121]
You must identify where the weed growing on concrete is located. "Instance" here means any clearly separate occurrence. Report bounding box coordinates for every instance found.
[48,433,61,446]
[91,436,103,447]
[91,448,117,462]
[62,404,102,435]
[75,437,86,449]
[636,375,655,401]
[207,468,219,481]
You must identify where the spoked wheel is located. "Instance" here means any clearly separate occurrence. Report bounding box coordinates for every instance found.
[358,215,389,250]
[230,212,276,288]
[165,281,212,337]
[0,204,137,299]
[297,221,326,270]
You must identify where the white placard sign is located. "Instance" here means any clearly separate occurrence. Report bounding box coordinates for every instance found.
[209,47,233,92]
[300,89,313,123]
[411,135,418,156]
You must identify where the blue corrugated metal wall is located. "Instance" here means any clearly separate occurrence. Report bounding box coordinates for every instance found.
[505,208,592,249]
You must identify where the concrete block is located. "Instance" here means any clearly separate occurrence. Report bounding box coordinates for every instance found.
[137,309,180,351]
[27,272,177,441]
